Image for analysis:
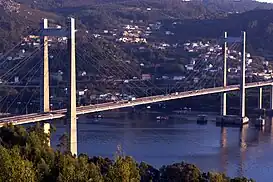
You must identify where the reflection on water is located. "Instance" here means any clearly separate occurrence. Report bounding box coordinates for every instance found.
[220,127,228,174]
[50,113,273,182]
[239,125,247,177]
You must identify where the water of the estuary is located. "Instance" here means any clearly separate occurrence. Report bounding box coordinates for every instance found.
[49,112,273,182]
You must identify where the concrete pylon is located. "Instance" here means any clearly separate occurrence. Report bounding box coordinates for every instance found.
[40,19,50,113]
[270,85,273,110]
[240,31,246,118]
[258,87,263,109]
[221,32,228,116]
[43,123,51,146]
[67,17,77,156]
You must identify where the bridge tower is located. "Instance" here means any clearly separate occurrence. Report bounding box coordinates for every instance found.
[221,32,228,116]
[67,18,77,156]
[40,18,77,156]
[218,31,248,124]
[40,19,50,113]
[240,31,246,119]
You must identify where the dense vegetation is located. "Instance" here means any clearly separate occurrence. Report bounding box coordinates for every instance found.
[0,123,255,182]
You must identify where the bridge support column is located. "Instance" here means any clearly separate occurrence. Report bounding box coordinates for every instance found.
[221,32,228,116]
[40,19,50,113]
[67,18,77,156]
[258,87,263,109]
[270,85,273,110]
[240,31,247,123]
[43,123,50,146]
[221,93,227,116]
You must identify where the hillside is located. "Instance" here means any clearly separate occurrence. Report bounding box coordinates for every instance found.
[0,0,138,78]
[200,0,273,12]
[159,9,273,55]
[0,0,60,51]
[8,0,273,33]
[2,0,273,55]
[3,0,273,36]
[14,0,273,13]
[61,0,273,56]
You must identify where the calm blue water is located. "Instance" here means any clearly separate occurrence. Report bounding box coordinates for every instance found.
[50,113,273,182]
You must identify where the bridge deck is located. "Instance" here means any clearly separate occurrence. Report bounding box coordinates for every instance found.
[0,81,271,126]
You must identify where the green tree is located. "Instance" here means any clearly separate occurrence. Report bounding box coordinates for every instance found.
[160,162,202,182]
[0,147,37,182]
[139,162,160,182]
[56,153,103,182]
[105,156,140,182]
[207,172,229,182]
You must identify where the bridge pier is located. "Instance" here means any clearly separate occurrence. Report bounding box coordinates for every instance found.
[43,123,50,146]
[262,85,273,116]
[67,18,77,156]
[270,85,273,110]
[258,87,263,109]
[40,19,50,113]
[221,93,227,116]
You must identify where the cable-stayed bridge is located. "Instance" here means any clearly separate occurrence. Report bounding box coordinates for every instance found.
[0,80,271,125]
[0,18,273,155]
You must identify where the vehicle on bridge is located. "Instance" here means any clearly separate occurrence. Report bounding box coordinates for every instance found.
[156,116,169,120]
[171,92,179,96]
[127,96,136,103]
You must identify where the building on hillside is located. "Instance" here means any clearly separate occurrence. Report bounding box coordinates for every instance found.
[141,74,152,80]
[173,76,185,80]
[185,64,194,71]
